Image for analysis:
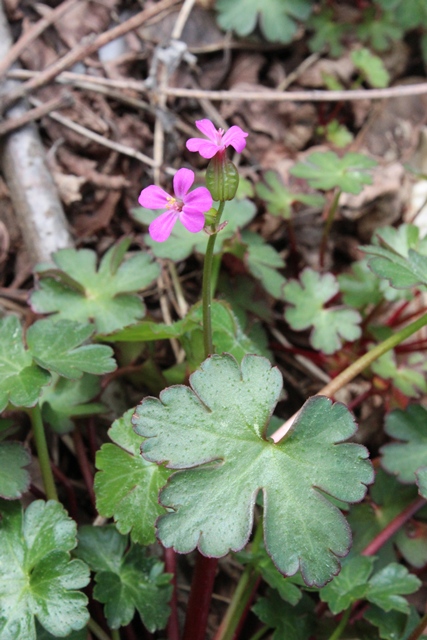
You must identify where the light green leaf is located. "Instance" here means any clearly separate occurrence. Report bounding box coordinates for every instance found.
[416,467,427,499]
[255,171,324,219]
[381,405,427,483]
[36,621,87,639]
[320,556,375,614]
[0,316,51,412]
[366,563,421,613]
[290,151,376,194]
[351,47,390,87]
[27,319,116,379]
[364,223,427,289]
[133,198,256,261]
[40,374,106,434]
[75,526,172,631]
[338,259,384,308]
[239,230,287,299]
[0,500,89,639]
[30,242,160,334]
[94,409,170,545]
[0,442,31,499]
[283,269,362,354]
[372,351,427,398]
[133,354,373,587]
[215,0,312,43]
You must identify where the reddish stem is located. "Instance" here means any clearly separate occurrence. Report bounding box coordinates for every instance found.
[73,425,96,508]
[233,575,261,639]
[164,547,180,640]
[51,462,79,520]
[182,553,218,640]
[361,496,426,556]
[395,338,427,353]
[385,299,413,326]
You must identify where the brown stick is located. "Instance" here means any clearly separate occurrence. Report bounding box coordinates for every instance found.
[0,0,181,114]
[0,92,73,137]
[0,0,79,78]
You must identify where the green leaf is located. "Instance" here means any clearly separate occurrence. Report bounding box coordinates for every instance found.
[239,230,287,299]
[416,467,427,499]
[36,621,87,640]
[134,198,257,261]
[372,351,427,398]
[133,354,373,587]
[381,405,427,483]
[94,409,170,545]
[351,48,390,88]
[0,315,51,412]
[364,604,423,640]
[283,269,362,354]
[255,171,324,219]
[357,7,403,51]
[366,563,421,613]
[252,589,315,640]
[27,319,116,379]
[215,0,312,43]
[290,151,376,194]
[75,525,172,631]
[30,243,160,334]
[319,120,354,148]
[0,441,31,499]
[237,546,302,605]
[364,223,427,289]
[307,9,349,57]
[338,259,384,309]
[320,556,375,614]
[0,499,89,639]
[321,557,420,616]
[40,374,106,434]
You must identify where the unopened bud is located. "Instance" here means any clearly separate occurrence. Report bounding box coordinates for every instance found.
[206,154,239,201]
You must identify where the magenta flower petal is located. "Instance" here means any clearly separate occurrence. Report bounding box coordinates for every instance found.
[138,185,169,209]
[183,186,213,211]
[222,125,248,153]
[173,168,194,199]
[195,119,218,141]
[186,139,219,159]
[148,210,178,242]
[180,207,205,233]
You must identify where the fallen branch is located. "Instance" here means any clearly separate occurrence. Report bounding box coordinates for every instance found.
[0,92,73,137]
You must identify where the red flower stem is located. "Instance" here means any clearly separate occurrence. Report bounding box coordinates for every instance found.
[385,298,413,326]
[164,547,180,640]
[361,495,426,556]
[395,338,427,352]
[182,554,218,640]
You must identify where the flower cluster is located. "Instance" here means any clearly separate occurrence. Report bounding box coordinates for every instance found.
[138,120,248,242]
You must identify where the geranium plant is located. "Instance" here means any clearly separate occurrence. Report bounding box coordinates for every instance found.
[3,116,427,640]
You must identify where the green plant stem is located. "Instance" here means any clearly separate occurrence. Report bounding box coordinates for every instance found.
[214,519,264,640]
[272,311,427,443]
[326,607,351,640]
[111,630,120,640]
[249,626,270,640]
[202,201,225,358]
[319,189,341,268]
[87,617,113,640]
[27,404,58,502]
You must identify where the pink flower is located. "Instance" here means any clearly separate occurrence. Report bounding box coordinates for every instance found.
[138,168,212,242]
[186,119,248,159]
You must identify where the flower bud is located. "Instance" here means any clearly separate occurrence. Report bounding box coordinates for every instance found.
[206,154,239,201]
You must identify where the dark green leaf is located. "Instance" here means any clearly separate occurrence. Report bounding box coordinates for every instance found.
[381,405,427,483]
[0,315,51,412]
[253,589,315,640]
[0,442,31,499]
[0,500,89,639]
[94,409,170,545]
[27,319,116,379]
[76,525,172,631]
[133,354,373,587]
[30,245,159,334]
